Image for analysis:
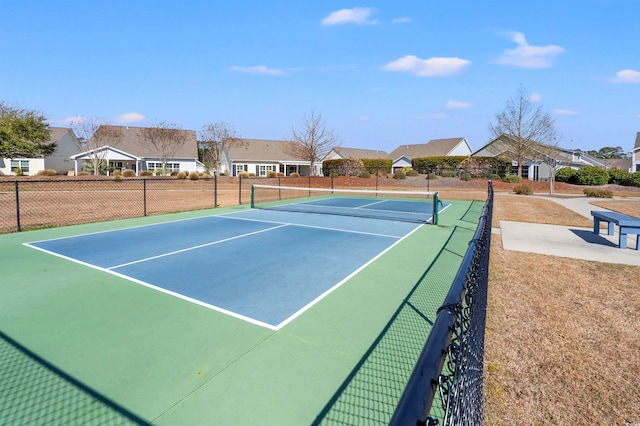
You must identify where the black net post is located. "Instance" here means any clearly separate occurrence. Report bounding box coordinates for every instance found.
[214,172,218,207]
[15,181,21,232]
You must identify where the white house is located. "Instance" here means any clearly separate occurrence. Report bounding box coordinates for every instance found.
[70,125,202,175]
[631,132,640,173]
[0,127,81,175]
[222,139,317,176]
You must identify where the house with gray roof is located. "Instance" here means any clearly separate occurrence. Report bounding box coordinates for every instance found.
[389,138,472,172]
[0,127,81,175]
[70,125,201,175]
[473,134,607,180]
[324,147,391,161]
[222,138,317,177]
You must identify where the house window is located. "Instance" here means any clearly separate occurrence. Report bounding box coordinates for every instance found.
[234,164,247,176]
[149,162,180,173]
[11,160,30,174]
[258,165,275,176]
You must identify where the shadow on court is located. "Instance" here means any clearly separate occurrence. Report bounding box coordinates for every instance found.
[0,330,149,425]
[312,223,477,425]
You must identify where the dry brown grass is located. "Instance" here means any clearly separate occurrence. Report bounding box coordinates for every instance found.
[590,199,640,218]
[485,196,640,425]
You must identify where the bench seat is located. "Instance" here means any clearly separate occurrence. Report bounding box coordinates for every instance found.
[591,210,640,250]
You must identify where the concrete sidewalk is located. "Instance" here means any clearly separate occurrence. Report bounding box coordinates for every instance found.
[498,195,640,266]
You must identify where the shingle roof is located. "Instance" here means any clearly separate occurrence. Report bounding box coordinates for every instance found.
[47,127,76,144]
[389,138,466,159]
[226,139,303,162]
[93,125,197,158]
[634,132,640,150]
[330,147,391,159]
[606,158,632,170]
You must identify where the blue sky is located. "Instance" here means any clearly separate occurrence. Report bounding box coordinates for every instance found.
[1,0,639,153]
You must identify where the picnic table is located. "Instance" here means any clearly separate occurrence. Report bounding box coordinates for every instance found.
[591,210,640,250]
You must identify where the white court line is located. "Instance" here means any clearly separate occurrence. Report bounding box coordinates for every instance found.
[274,223,424,330]
[356,199,387,209]
[107,224,288,270]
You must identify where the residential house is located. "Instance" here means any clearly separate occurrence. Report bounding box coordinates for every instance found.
[0,127,81,175]
[324,147,391,161]
[388,138,472,172]
[472,134,606,180]
[630,132,640,172]
[70,125,202,175]
[222,139,318,176]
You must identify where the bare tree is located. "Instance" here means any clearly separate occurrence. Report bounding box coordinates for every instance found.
[489,85,558,178]
[284,109,339,176]
[138,121,184,175]
[198,122,247,175]
[73,119,124,175]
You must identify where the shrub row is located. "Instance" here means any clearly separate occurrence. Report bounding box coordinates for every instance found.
[555,166,640,187]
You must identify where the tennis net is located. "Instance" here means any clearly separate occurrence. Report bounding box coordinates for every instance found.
[250,184,440,223]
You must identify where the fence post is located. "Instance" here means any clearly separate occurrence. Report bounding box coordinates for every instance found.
[15,181,21,232]
[143,179,147,216]
[239,175,242,205]
[214,172,218,207]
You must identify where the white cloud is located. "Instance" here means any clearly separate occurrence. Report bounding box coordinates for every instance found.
[59,115,85,125]
[229,65,286,76]
[553,109,580,116]
[496,31,564,68]
[358,116,371,121]
[529,92,543,102]
[115,112,144,124]
[445,100,472,110]
[392,17,412,24]
[381,55,471,77]
[322,7,378,26]
[610,69,640,83]
[417,113,448,120]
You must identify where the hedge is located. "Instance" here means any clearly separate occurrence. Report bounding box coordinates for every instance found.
[322,158,365,176]
[361,158,392,174]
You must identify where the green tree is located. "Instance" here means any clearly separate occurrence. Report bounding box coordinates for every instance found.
[0,101,53,158]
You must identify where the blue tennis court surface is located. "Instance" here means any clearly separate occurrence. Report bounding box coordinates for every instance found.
[26,211,424,329]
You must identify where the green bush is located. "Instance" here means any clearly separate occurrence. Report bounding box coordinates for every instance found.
[405,169,420,177]
[189,171,200,180]
[607,167,631,185]
[359,171,371,178]
[575,166,609,186]
[514,184,533,195]
[13,167,23,176]
[441,171,456,178]
[139,170,153,176]
[623,172,640,187]
[460,172,472,181]
[36,169,57,176]
[583,188,613,198]
[361,158,392,174]
[122,169,135,177]
[393,170,406,180]
[176,172,187,179]
[322,158,364,177]
[503,175,522,183]
[555,167,577,183]
[426,173,438,180]
[490,174,501,180]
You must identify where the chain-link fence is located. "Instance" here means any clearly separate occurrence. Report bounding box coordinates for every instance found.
[1,174,426,234]
[389,180,493,426]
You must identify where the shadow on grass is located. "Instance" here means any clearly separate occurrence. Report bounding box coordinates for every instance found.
[312,225,475,425]
[0,330,149,425]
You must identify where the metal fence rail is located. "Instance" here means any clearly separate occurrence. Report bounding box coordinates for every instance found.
[389,180,493,426]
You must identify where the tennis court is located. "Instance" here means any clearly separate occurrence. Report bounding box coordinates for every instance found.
[0,186,485,424]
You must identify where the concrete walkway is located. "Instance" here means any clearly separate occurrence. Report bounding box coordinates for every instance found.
[498,195,640,266]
